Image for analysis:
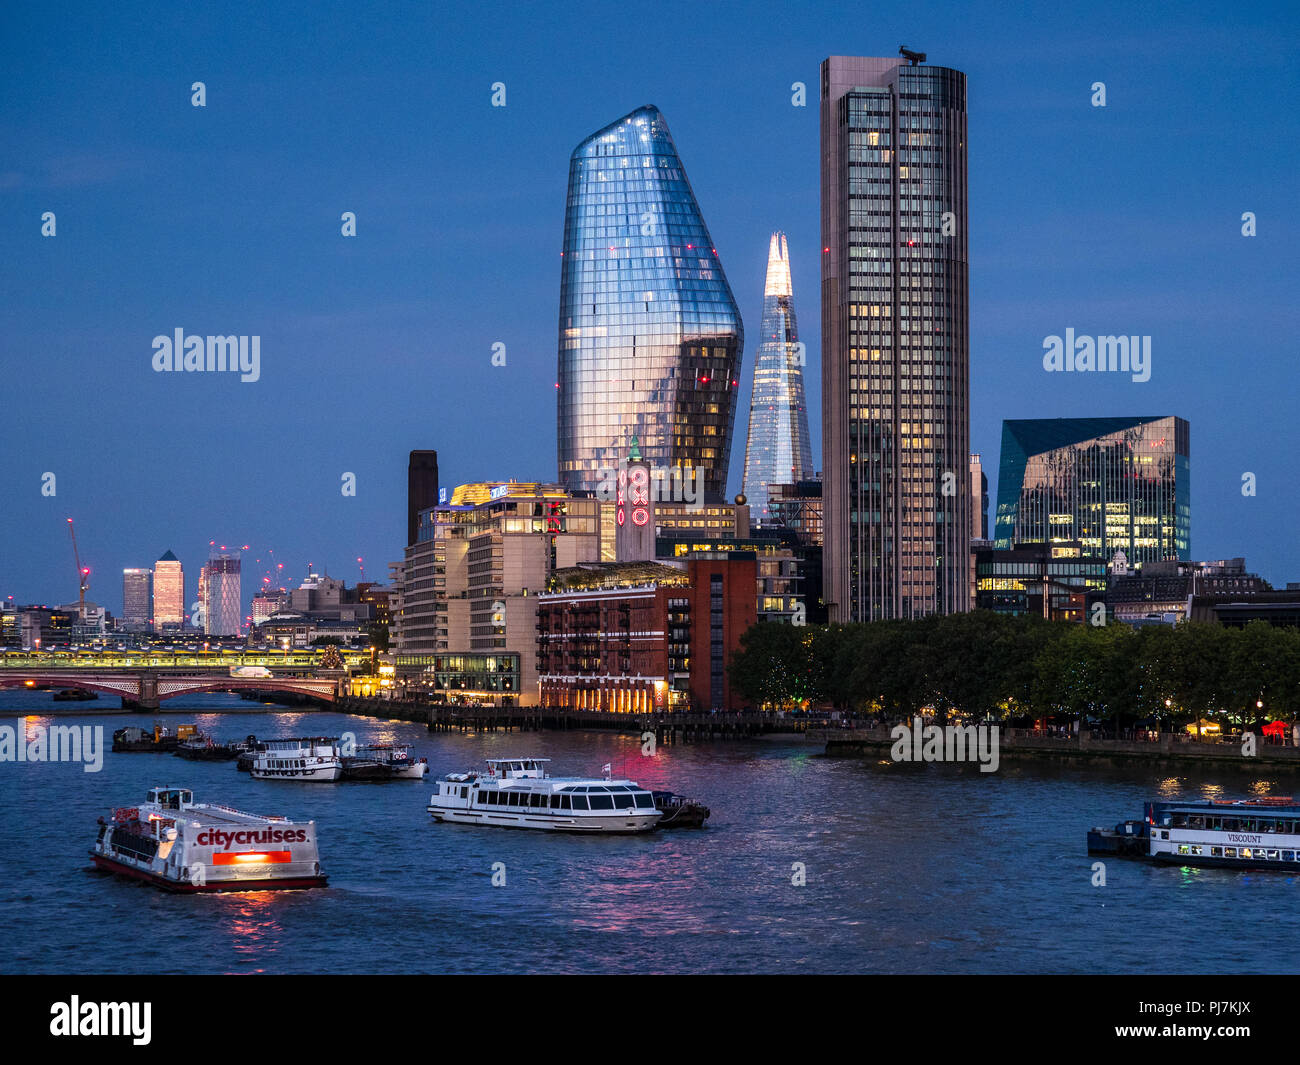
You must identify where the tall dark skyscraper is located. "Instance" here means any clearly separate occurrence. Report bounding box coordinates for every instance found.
[407,450,439,547]
[121,568,151,630]
[994,416,1190,567]
[820,55,971,622]
[742,232,814,523]
[557,105,743,500]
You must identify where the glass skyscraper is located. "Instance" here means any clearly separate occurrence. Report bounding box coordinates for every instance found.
[994,416,1190,567]
[821,56,971,622]
[742,232,814,523]
[205,552,242,636]
[557,105,743,500]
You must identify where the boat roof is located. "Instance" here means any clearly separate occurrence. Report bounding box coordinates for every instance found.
[1154,797,1300,812]
[485,758,550,764]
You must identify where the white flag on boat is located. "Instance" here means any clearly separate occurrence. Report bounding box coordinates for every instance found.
[602,763,611,775]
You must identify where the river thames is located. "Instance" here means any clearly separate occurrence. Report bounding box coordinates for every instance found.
[1,690,1295,975]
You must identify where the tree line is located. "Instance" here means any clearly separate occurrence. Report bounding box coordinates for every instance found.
[728,613,1300,730]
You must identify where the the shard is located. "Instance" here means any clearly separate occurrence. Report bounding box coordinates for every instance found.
[741,232,814,522]
[557,105,743,500]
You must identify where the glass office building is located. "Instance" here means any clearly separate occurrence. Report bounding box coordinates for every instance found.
[820,57,971,623]
[994,416,1190,567]
[557,105,743,500]
[742,232,814,522]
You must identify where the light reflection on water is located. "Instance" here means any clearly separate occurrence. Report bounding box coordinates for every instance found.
[0,690,1296,974]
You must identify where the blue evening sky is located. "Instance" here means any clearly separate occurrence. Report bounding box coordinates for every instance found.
[1,0,1296,614]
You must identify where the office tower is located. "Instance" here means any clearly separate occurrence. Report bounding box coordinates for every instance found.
[970,453,989,541]
[121,568,151,631]
[205,552,242,636]
[742,232,814,523]
[407,450,439,547]
[152,550,184,631]
[820,55,971,622]
[994,416,1190,567]
[557,105,743,501]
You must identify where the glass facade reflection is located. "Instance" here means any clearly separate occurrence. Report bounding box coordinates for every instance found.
[742,232,814,522]
[557,105,743,500]
[994,416,1190,566]
[820,58,971,623]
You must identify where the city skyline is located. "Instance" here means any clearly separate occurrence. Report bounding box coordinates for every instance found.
[3,2,1297,609]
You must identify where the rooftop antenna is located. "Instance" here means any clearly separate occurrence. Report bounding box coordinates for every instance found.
[899,45,927,65]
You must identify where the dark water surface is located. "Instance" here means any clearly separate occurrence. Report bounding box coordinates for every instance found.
[1,690,1296,974]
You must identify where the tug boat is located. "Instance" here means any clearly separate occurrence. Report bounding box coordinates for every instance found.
[428,758,662,833]
[90,786,327,892]
[342,744,428,781]
[249,737,343,782]
[1089,797,1300,869]
[651,790,711,828]
[53,688,98,702]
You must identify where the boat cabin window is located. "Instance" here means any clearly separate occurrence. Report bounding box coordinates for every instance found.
[613,793,634,809]
[589,794,614,810]
[148,788,191,810]
[571,796,589,811]
[550,795,561,809]
[634,793,654,809]
[559,795,571,810]
[1171,814,1187,828]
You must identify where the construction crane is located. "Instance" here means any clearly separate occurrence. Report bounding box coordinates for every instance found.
[66,518,89,621]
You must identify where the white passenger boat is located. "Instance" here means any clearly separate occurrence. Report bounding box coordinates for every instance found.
[1090,796,1300,870]
[250,737,343,782]
[428,758,662,833]
[90,787,327,892]
[342,744,428,781]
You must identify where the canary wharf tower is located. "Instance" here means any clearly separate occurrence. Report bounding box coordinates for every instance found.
[557,106,743,499]
[821,55,970,622]
[742,232,815,522]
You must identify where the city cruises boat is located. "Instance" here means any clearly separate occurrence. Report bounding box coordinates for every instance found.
[428,758,662,833]
[341,744,428,781]
[1088,797,1300,869]
[90,786,327,893]
[249,737,343,782]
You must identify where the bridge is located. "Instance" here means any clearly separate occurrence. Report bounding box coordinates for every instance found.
[0,651,361,709]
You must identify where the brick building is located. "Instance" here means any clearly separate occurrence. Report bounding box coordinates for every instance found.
[536,557,757,712]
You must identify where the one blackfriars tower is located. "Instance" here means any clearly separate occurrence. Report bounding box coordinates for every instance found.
[742,232,814,523]
[557,105,743,500]
[820,55,971,621]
